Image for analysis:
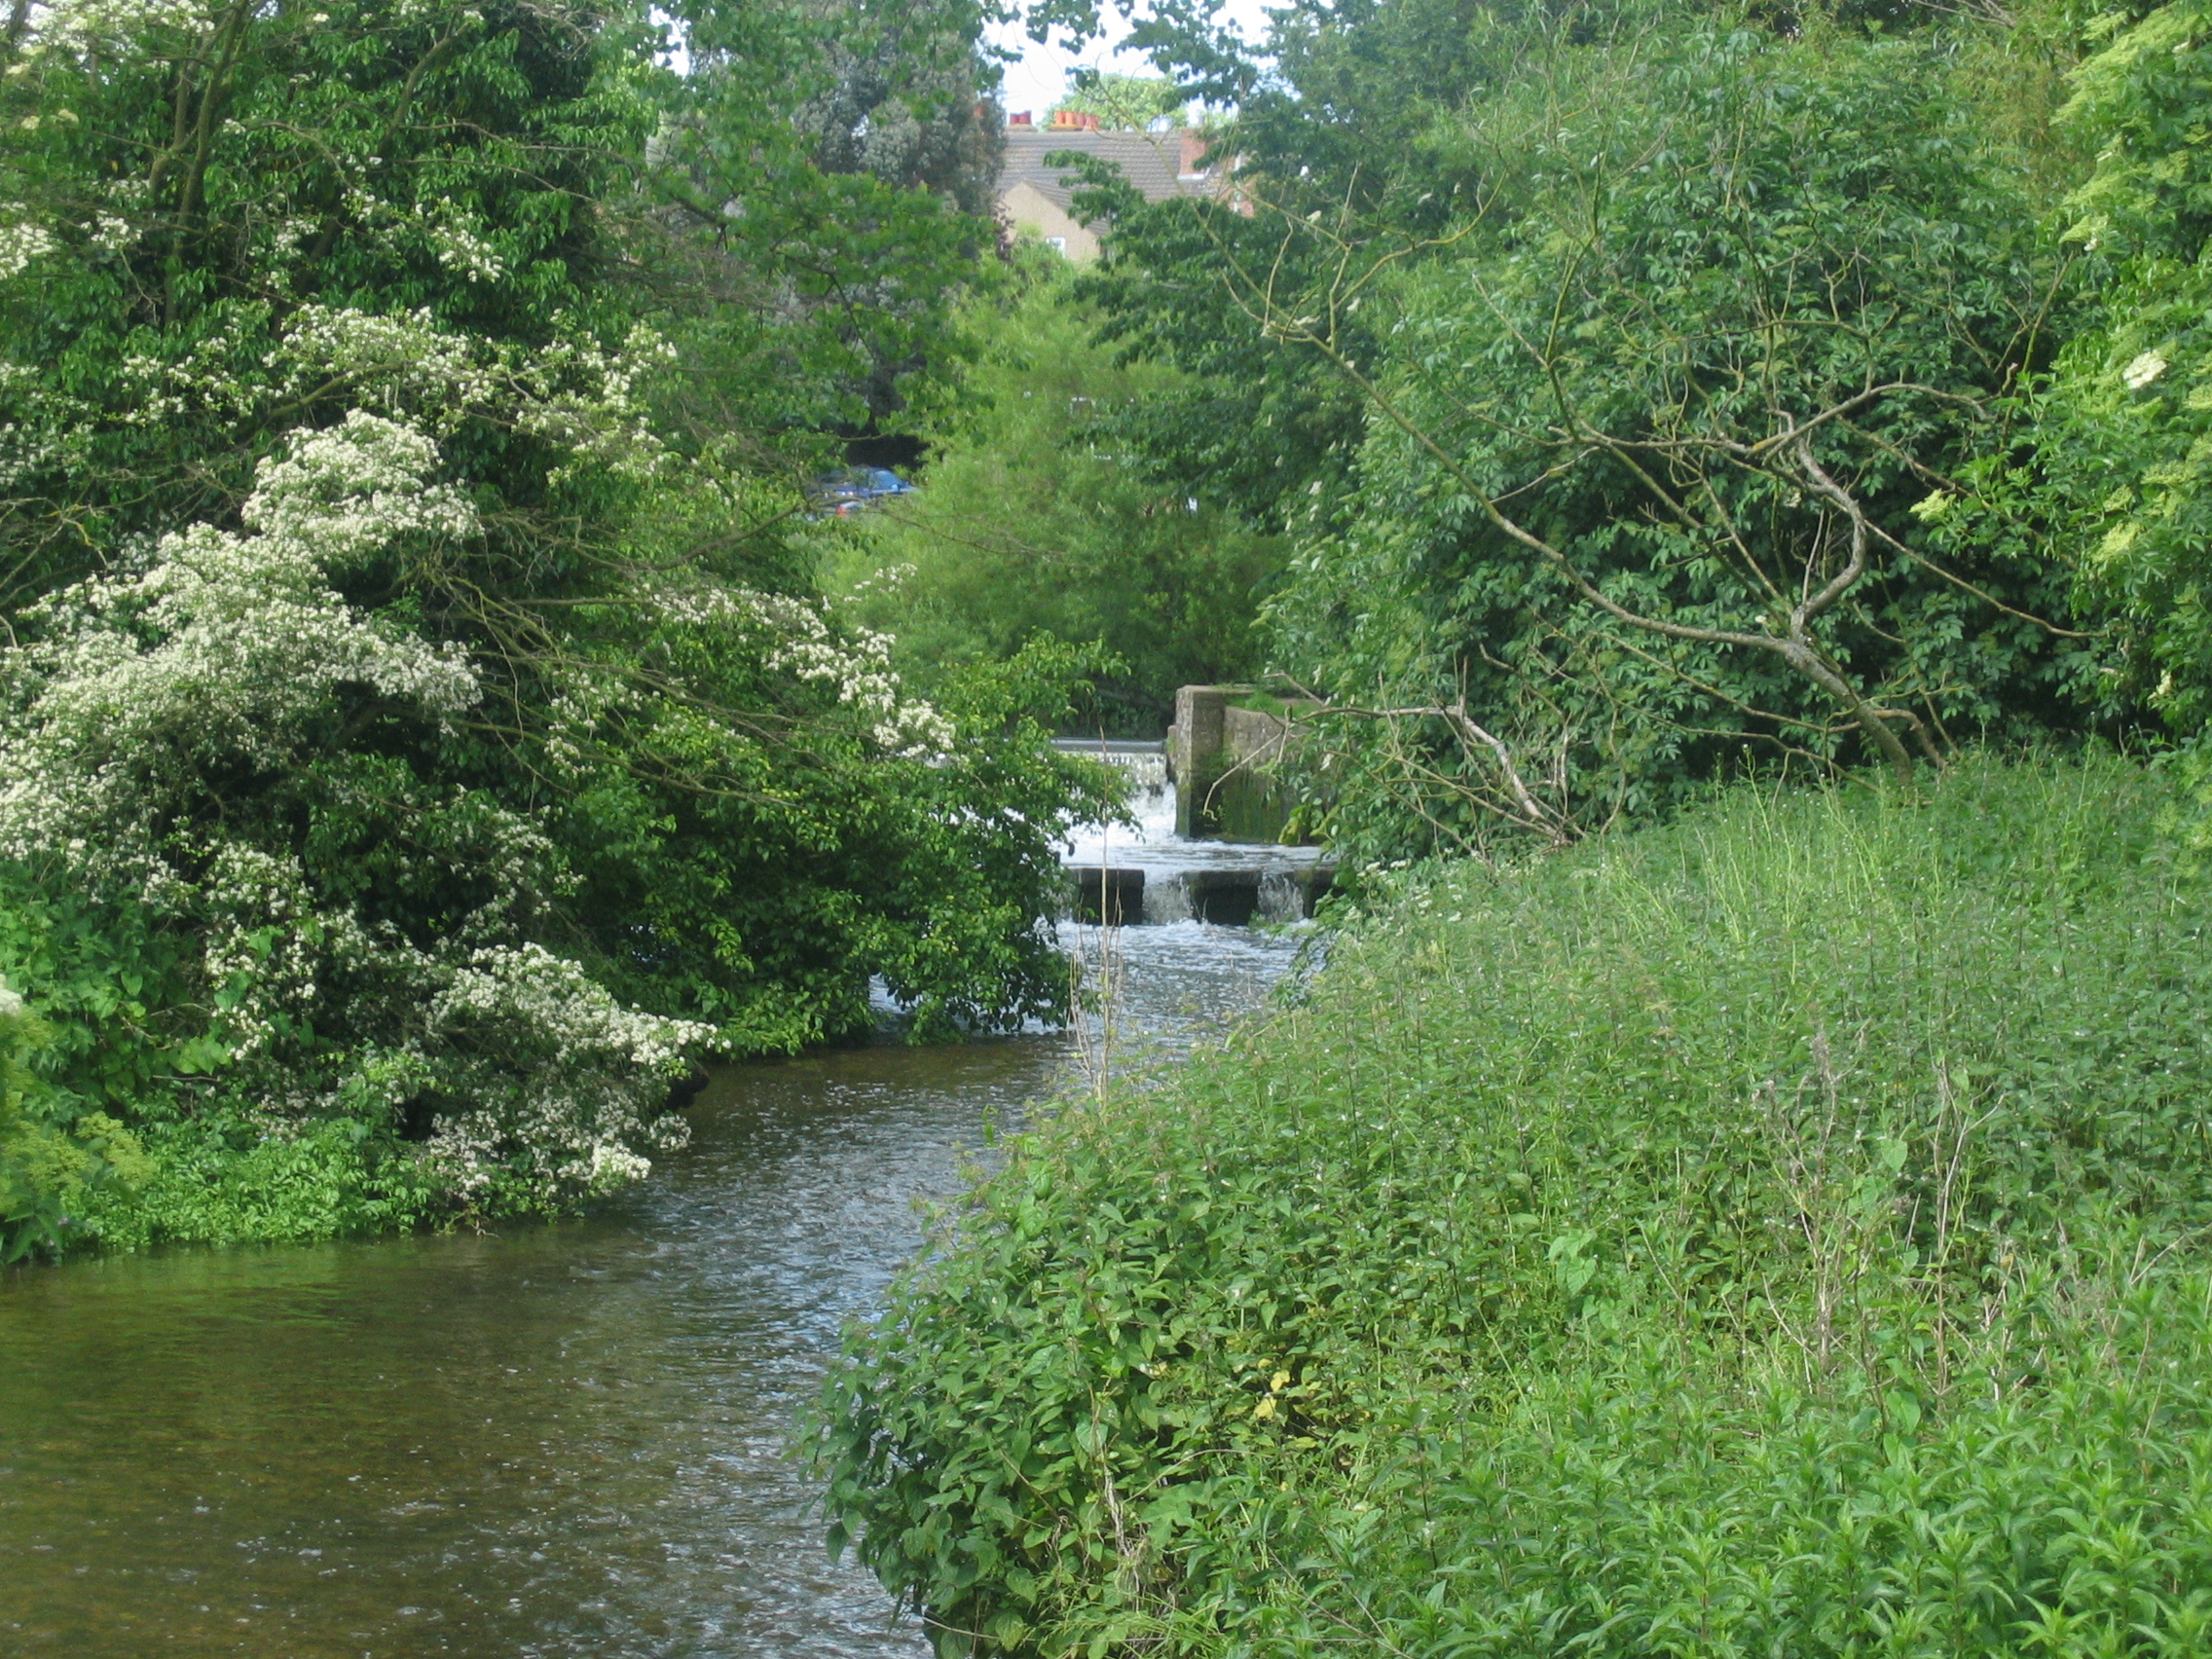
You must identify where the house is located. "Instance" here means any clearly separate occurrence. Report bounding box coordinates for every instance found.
[995,111,1225,263]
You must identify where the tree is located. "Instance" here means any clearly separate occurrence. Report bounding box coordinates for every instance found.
[1050,70,1186,129]
[1067,0,1544,536]
[1078,1,2090,855]
[826,251,1284,731]
[0,0,1109,1244]
[661,0,1007,426]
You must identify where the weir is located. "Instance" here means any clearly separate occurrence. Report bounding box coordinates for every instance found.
[1167,685,1315,840]
[1053,738,1332,925]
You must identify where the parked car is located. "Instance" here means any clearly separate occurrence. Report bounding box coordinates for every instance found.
[808,465,917,518]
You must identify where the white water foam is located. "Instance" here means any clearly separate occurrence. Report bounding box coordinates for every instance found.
[1051,739,1328,925]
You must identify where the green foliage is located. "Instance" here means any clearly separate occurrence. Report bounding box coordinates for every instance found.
[0,0,655,600]
[0,978,153,1262]
[668,0,1009,421]
[0,0,1106,1246]
[0,870,214,1118]
[827,255,1285,731]
[1073,1,2120,856]
[1224,1302,2212,1658]
[1944,2,2212,835]
[1335,23,2082,851]
[1292,20,2083,854]
[1050,72,1186,130]
[566,632,1126,1048]
[819,756,2212,1655]
[1072,0,1592,536]
[68,1115,437,1252]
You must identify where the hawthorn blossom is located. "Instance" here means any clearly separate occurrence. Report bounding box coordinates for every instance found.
[2124,350,2170,391]
[0,411,712,1206]
[659,586,954,756]
[31,0,212,56]
[0,224,52,280]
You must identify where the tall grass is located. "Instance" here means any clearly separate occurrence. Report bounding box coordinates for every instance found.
[819,756,2212,1656]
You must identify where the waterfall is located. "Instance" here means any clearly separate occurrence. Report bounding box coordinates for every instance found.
[1053,740,1175,854]
[1052,738,1331,927]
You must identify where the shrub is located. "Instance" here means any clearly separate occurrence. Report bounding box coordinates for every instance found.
[819,755,2212,1655]
[66,1115,437,1252]
[0,978,153,1262]
[0,0,1098,1246]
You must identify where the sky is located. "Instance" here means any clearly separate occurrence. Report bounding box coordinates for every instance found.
[986,2,1274,121]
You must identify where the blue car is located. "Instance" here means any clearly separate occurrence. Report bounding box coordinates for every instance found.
[810,465,917,518]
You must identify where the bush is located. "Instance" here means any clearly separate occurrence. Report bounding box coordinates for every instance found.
[0,978,153,1262]
[1260,20,2079,857]
[819,756,2212,1655]
[0,0,1098,1247]
[66,1115,437,1252]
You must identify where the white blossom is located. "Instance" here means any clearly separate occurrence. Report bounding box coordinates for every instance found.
[0,223,53,280]
[274,306,504,427]
[425,214,505,283]
[421,944,708,1198]
[0,412,480,870]
[31,0,213,56]
[656,586,953,756]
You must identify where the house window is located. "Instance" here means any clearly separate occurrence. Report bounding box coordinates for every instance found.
[1045,236,1068,255]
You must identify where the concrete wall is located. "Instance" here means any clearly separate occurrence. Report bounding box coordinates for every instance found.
[1169,685,1313,840]
[1063,863,1335,925]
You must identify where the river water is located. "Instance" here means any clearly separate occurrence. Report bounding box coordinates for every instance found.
[0,764,1303,1658]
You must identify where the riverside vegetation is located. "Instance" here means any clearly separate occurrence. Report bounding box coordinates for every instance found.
[0,0,1113,1258]
[11,0,2211,1259]
[826,251,1285,734]
[12,0,2212,1645]
[812,0,2212,1643]
[820,756,2212,1655]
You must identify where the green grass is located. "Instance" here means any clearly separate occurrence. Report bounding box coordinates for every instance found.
[819,755,2212,1656]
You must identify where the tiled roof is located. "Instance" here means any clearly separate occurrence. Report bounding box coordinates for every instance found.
[998,130,1201,220]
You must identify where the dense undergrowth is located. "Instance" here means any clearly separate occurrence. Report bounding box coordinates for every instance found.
[820,756,2212,1656]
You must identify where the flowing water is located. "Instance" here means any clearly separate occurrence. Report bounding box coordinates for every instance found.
[0,765,1304,1659]
[1058,740,1330,926]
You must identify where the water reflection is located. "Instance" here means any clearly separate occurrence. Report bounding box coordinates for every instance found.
[0,922,1299,1658]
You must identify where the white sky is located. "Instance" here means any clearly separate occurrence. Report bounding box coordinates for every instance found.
[658,3,1275,119]
[987,2,1274,121]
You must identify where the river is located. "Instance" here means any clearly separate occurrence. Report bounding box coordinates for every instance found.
[0,758,1308,1658]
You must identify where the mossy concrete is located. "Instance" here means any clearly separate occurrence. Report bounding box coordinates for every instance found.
[1167,685,1313,840]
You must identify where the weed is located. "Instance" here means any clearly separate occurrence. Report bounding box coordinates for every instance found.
[818,755,2212,1656]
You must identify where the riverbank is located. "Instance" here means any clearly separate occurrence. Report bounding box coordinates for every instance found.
[0,923,1309,1657]
[821,755,2212,1656]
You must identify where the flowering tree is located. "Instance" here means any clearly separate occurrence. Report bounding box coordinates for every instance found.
[0,0,1109,1241]
[0,413,724,1208]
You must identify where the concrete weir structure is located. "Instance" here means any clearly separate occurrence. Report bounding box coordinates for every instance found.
[1166,685,1314,840]
[1054,734,1332,927]
[1064,863,1333,927]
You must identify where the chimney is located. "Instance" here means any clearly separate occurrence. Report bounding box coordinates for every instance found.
[1178,129,1209,176]
[1009,110,1032,128]
[1049,109,1099,130]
